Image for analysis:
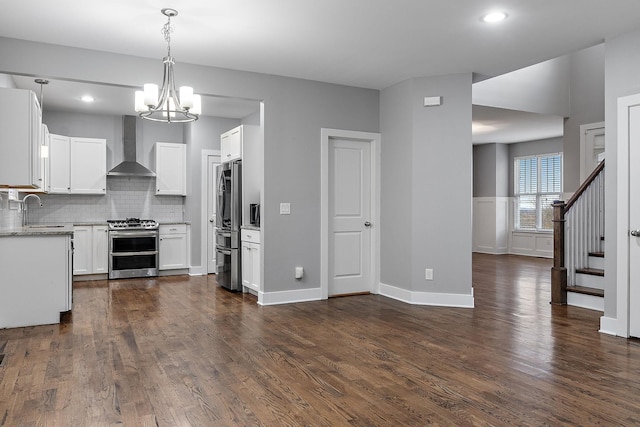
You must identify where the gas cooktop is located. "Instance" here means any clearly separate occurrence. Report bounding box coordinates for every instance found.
[107,218,159,230]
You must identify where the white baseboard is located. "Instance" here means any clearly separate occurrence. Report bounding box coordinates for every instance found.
[189,266,205,276]
[258,287,322,306]
[567,292,604,312]
[599,316,622,337]
[473,248,508,255]
[379,283,474,308]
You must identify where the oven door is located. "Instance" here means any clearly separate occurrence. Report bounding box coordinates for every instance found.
[109,230,158,279]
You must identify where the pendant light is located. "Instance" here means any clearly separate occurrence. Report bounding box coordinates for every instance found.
[134,8,201,123]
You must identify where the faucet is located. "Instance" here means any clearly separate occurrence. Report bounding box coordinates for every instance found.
[21,194,43,227]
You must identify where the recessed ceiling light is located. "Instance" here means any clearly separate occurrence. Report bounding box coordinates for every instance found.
[482,11,507,23]
[81,95,94,103]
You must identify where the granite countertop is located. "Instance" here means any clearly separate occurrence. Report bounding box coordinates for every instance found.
[0,224,75,237]
[161,221,190,225]
[241,225,260,231]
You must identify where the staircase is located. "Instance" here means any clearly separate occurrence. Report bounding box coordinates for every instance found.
[552,160,605,311]
[568,250,604,311]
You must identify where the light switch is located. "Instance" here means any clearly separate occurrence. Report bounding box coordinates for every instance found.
[280,203,291,215]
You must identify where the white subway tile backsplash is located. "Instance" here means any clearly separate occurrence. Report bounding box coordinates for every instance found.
[10,176,185,225]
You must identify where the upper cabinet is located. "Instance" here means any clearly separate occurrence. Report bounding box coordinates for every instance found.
[221,125,243,163]
[70,137,106,194]
[48,134,106,194]
[0,88,43,188]
[155,142,186,196]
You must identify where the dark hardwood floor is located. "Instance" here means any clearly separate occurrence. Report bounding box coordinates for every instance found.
[1,253,640,426]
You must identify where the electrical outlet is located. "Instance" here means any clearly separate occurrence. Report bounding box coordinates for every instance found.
[425,268,433,280]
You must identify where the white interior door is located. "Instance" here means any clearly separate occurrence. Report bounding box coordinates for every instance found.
[629,105,640,337]
[207,155,220,273]
[328,138,372,296]
[580,124,605,182]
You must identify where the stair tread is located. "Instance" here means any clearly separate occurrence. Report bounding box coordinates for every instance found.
[589,252,605,258]
[567,285,604,297]
[576,267,604,276]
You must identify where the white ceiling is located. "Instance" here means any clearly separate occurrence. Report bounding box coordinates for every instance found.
[2,0,638,134]
[472,105,564,144]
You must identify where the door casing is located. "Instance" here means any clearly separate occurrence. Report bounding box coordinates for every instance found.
[201,150,221,275]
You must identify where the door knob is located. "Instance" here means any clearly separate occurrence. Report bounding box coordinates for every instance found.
[209,218,215,223]
[364,221,372,227]
[631,230,640,237]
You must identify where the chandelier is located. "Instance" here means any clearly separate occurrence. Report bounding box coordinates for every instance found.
[134,8,201,123]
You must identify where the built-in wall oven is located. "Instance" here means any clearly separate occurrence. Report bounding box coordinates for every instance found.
[107,218,159,279]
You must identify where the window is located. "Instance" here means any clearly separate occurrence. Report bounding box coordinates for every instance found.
[514,153,562,231]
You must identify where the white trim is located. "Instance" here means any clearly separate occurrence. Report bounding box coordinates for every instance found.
[258,287,322,306]
[472,196,509,254]
[320,128,381,300]
[599,316,619,336]
[615,94,640,338]
[200,149,221,275]
[189,266,205,276]
[379,283,474,308]
[580,121,605,182]
[567,292,604,312]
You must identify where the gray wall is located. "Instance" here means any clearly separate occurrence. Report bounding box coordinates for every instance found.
[604,29,640,320]
[184,115,241,264]
[473,143,509,198]
[564,44,605,192]
[508,137,563,196]
[1,37,380,295]
[381,73,473,295]
[379,79,413,289]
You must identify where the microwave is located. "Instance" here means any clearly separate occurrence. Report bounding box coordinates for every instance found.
[250,203,260,227]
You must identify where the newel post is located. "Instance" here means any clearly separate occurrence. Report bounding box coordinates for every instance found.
[551,200,567,305]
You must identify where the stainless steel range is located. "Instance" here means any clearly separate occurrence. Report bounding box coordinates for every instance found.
[107,218,159,279]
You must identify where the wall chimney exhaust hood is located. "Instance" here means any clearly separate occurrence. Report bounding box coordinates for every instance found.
[107,115,156,177]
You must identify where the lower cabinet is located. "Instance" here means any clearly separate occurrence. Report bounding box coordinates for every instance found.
[73,225,108,276]
[0,234,72,328]
[159,224,188,270]
[241,228,261,292]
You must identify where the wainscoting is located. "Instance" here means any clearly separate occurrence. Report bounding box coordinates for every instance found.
[509,230,553,258]
[472,197,509,254]
[472,197,553,258]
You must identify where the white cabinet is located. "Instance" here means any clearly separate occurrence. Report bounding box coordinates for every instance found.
[73,225,108,276]
[0,88,43,188]
[155,142,186,196]
[73,226,92,275]
[0,234,72,328]
[39,124,50,193]
[221,125,243,163]
[92,225,109,274]
[159,224,188,270]
[49,134,71,193]
[70,137,107,194]
[49,135,106,194]
[241,228,261,292]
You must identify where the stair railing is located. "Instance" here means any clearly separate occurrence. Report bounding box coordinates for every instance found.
[552,160,605,304]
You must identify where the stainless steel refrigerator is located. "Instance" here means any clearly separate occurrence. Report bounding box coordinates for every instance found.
[215,160,242,290]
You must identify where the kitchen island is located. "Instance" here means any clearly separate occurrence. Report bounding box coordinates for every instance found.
[0,225,73,329]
